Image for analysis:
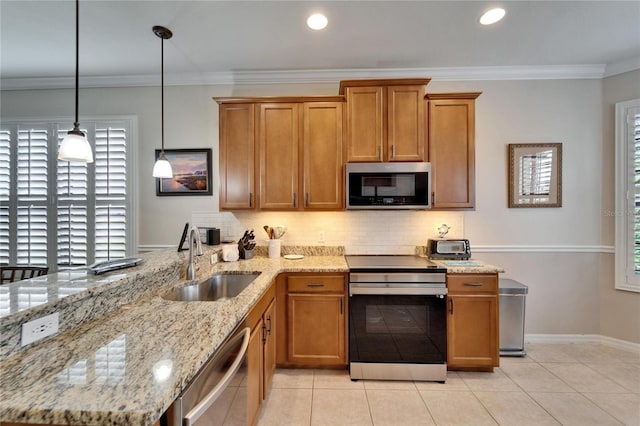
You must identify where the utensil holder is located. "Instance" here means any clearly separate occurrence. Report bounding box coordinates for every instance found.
[268,239,281,259]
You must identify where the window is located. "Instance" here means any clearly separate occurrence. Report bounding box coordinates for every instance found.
[615,99,640,292]
[0,118,135,272]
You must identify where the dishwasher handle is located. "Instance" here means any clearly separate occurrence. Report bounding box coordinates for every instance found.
[183,327,250,426]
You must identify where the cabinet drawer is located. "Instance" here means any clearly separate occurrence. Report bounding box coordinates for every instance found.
[288,275,345,293]
[447,274,497,294]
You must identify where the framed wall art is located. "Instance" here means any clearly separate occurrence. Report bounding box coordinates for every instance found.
[155,149,212,196]
[508,143,562,208]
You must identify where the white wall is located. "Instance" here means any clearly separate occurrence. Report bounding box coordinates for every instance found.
[3,75,637,342]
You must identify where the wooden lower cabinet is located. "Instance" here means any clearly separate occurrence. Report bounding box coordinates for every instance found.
[446,273,499,371]
[245,281,276,425]
[276,273,348,368]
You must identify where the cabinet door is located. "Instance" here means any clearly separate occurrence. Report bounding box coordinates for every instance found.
[447,294,498,368]
[287,293,345,365]
[219,103,255,209]
[262,299,276,399]
[302,102,344,210]
[259,103,300,209]
[345,86,384,162]
[428,97,476,209]
[387,85,425,162]
[247,321,263,426]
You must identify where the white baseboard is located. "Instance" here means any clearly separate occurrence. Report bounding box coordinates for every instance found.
[525,333,640,353]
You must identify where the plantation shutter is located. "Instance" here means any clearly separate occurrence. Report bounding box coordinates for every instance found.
[16,128,48,266]
[0,130,10,265]
[1,118,134,272]
[56,128,89,267]
[634,112,640,274]
[94,126,128,262]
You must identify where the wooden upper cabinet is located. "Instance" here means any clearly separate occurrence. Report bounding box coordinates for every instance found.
[341,79,429,162]
[387,85,425,161]
[218,103,255,210]
[302,102,344,210]
[427,93,481,210]
[258,103,300,210]
[344,86,384,162]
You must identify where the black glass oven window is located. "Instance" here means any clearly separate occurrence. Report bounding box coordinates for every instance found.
[349,295,446,364]
[348,172,428,206]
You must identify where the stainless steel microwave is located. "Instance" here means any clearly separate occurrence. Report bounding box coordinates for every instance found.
[346,162,432,209]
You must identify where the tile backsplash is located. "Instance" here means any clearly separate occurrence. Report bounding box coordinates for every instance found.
[191,211,464,255]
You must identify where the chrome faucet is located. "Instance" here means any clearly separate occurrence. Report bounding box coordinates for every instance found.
[186,225,203,280]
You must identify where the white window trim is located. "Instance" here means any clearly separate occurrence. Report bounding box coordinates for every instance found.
[2,115,138,268]
[614,99,640,292]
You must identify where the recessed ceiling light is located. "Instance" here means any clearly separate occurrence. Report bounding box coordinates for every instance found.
[479,7,506,25]
[307,13,328,30]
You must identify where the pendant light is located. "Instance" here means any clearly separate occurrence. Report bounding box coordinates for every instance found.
[58,0,93,163]
[152,25,173,179]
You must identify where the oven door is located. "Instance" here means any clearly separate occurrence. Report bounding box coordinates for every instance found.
[349,289,447,381]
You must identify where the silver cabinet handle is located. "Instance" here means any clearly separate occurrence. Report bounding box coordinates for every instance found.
[391,144,395,159]
[378,145,382,161]
[432,192,436,206]
[449,298,454,314]
[293,192,297,207]
[307,283,324,288]
[249,192,253,208]
[340,298,343,315]
[183,328,250,426]
[305,192,309,207]
[463,283,484,287]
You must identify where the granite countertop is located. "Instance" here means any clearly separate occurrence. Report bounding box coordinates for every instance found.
[0,252,348,426]
[430,259,505,274]
[0,248,503,425]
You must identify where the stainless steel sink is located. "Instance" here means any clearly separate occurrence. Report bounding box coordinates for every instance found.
[162,273,260,302]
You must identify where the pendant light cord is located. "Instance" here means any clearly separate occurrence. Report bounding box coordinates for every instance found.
[74,0,80,131]
[161,34,165,153]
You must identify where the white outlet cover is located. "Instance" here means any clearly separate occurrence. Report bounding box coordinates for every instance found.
[21,312,59,346]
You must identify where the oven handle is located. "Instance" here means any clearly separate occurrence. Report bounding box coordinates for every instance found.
[349,285,447,296]
[183,327,250,426]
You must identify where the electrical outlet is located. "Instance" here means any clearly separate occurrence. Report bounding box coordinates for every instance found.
[210,253,219,264]
[22,312,59,346]
[318,231,325,243]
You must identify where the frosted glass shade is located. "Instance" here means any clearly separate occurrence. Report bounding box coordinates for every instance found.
[58,132,94,163]
[152,157,173,178]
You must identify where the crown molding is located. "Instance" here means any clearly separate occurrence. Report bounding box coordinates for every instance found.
[604,56,640,77]
[0,64,607,91]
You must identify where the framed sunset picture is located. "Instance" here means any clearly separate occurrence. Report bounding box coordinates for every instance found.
[155,149,212,196]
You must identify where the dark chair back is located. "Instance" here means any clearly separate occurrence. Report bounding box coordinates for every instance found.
[0,266,49,284]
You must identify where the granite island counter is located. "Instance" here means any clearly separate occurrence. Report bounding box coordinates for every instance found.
[0,248,348,425]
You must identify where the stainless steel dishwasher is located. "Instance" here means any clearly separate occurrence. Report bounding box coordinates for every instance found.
[164,326,250,426]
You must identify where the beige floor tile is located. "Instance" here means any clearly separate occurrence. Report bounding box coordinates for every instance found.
[583,392,640,426]
[258,388,312,426]
[542,363,628,393]
[529,392,623,426]
[585,362,640,393]
[313,369,365,389]
[457,368,520,391]
[311,389,372,426]
[558,343,626,364]
[499,354,536,364]
[362,379,417,390]
[500,362,575,392]
[414,371,470,391]
[474,390,561,426]
[366,389,435,426]
[271,368,314,389]
[525,343,580,363]
[419,390,497,425]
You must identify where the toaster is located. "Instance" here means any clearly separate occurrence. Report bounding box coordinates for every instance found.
[427,239,471,260]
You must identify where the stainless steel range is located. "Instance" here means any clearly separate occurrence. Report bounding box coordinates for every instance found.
[346,255,447,382]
